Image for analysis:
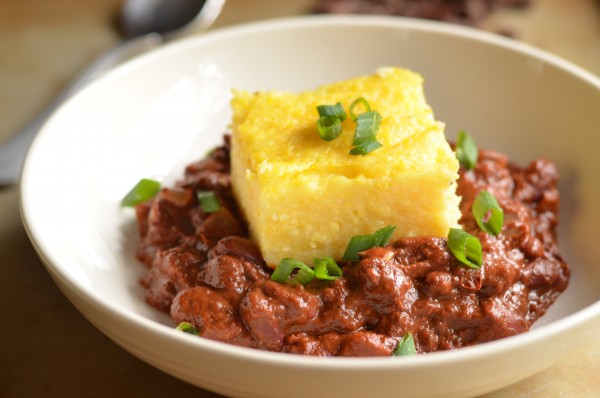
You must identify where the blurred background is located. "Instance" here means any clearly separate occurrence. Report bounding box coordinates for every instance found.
[1,1,599,397]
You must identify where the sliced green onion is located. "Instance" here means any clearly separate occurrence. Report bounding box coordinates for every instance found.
[349,97,371,121]
[371,225,396,246]
[393,333,416,356]
[317,102,346,121]
[204,146,217,158]
[317,115,343,141]
[455,130,478,170]
[121,178,161,207]
[175,322,199,335]
[313,257,342,281]
[342,225,396,262]
[349,139,383,156]
[315,98,383,154]
[343,235,374,261]
[316,102,345,141]
[472,190,504,236]
[352,111,382,146]
[271,258,315,285]
[447,228,482,269]
[349,110,383,156]
[197,191,221,213]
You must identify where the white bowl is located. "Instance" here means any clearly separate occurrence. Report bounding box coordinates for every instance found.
[20,15,600,398]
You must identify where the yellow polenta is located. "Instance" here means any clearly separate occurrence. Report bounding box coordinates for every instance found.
[230,67,461,266]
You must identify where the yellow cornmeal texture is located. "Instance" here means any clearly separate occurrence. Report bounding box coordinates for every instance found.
[231,67,461,266]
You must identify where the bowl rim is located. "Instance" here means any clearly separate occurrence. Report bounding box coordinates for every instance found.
[20,14,600,370]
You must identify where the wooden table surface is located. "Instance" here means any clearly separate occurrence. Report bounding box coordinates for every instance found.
[1,0,599,397]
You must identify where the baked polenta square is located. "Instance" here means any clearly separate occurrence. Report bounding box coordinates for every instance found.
[230,67,460,266]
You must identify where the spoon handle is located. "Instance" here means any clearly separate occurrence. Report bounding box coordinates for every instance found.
[0,33,163,187]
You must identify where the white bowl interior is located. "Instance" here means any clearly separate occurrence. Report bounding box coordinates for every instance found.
[20,16,600,398]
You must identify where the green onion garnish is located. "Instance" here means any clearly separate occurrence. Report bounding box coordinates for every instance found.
[271,258,315,285]
[121,178,161,207]
[317,102,346,121]
[349,97,371,121]
[447,228,483,269]
[175,322,199,335]
[352,111,382,145]
[313,257,343,281]
[342,225,396,262]
[204,146,217,158]
[393,333,416,356]
[271,257,343,285]
[197,191,221,213]
[316,102,346,141]
[349,139,383,155]
[472,190,504,236]
[315,98,383,154]
[349,110,383,156]
[455,130,478,170]
[317,115,343,141]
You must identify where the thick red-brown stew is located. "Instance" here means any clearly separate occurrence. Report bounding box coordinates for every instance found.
[134,136,569,356]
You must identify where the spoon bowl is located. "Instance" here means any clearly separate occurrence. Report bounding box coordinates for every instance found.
[120,0,225,38]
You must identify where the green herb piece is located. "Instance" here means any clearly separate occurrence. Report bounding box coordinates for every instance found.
[175,322,199,335]
[197,191,221,213]
[315,98,383,154]
[121,178,161,207]
[313,257,343,281]
[349,110,383,156]
[393,333,416,356]
[472,190,504,236]
[349,97,371,121]
[352,111,381,146]
[349,139,383,155]
[205,146,217,158]
[316,102,346,141]
[317,115,343,141]
[455,130,478,170]
[271,258,315,285]
[447,228,483,269]
[317,102,347,121]
[371,225,396,247]
[342,225,396,262]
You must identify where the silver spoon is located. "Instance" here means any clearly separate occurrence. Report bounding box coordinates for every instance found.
[0,0,225,187]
